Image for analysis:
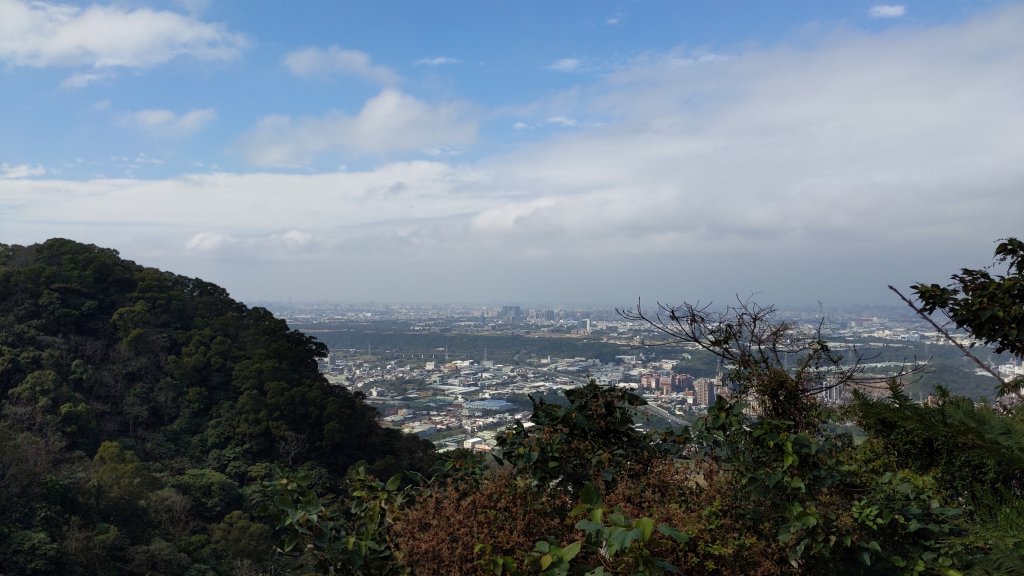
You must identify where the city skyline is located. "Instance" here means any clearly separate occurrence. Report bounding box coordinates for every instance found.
[2,1,1022,307]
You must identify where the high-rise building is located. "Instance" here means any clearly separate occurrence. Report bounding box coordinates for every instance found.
[694,377,717,406]
[577,319,591,334]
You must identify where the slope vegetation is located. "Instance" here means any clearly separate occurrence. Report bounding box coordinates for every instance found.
[0,238,432,575]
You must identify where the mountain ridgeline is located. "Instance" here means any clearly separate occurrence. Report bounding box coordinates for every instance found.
[0,239,433,575]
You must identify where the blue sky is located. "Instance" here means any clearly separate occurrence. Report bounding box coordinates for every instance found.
[2,1,1023,306]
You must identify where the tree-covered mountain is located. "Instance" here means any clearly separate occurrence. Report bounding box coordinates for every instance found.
[0,239,433,575]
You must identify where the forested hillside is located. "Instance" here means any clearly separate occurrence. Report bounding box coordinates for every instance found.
[0,239,433,575]
[4,237,1024,576]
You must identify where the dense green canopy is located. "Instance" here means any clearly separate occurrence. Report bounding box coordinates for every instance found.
[0,238,432,575]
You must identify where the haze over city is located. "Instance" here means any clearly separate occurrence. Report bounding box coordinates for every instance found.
[2,0,1022,306]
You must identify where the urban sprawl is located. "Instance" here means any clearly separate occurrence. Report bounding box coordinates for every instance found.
[269,303,1024,454]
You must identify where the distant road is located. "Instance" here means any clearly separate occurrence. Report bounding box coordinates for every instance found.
[641,401,687,427]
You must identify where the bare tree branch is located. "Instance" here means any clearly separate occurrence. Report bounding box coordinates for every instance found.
[888,284,1009,390]
[619,297,925,428]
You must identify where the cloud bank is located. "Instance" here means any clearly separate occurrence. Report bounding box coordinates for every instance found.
[1,163,46,179]
[869,5,907,18]
[548,58,582,72]
[239,90,477,167]
[414,56,460,67]
[0,0,248,69]
[3,5,1023,304]
[283,45,399,84]
[123,108,217,138]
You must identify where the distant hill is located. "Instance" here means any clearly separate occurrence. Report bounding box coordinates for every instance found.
[0,238,433,575]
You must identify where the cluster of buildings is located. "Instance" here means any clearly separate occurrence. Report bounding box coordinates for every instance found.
[279,301,1024,452]
[317,350,732,452]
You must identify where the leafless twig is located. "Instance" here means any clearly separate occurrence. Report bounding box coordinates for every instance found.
[888,285,1007,389]
[619,297,925,426]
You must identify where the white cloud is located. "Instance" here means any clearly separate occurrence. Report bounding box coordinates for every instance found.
[274,229,313,247]
[8,162,461,229]
[547,58,582,72]
[1,163,45,178]
[4,5,1024,304]
[546,116,578,127]
[132,152,163,163]
[185,231,236,252]
[606,17,621,25]
[0,0,248,69]
[239,89,477,167]
[185,229,315,257]
[512,122,532,130]
[60,71,113,89]
[422,147,462,157]
[283,46,399,84]
[868,5,906,18]
[472,7,1024,253]
[123,107,217,137]
[415,56,460,66]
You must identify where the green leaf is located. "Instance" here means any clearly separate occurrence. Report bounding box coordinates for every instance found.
[575,519,604,533]
[569,503,590,517]
[607,527,639,555]
[282,532,299,553]
[581,482,603,507]
[273,494,293,510]
[385,473,402,491]
[635,517,654,541]
[657,524,690,545]
[561,540,582,561]
[859,550,872,566]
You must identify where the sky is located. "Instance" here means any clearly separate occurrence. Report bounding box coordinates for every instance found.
[2,0,1023,308]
